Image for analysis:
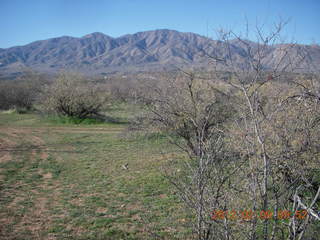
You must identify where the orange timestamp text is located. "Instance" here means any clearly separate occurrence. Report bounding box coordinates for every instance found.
[211,209,307,221]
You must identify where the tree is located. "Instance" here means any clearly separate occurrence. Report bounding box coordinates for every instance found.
[145,20,320,240]
[145,72,242,239]
[207,21,320,240]
[42,73,106,119]
[0,71,44,111]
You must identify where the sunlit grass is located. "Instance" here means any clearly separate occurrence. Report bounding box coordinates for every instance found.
[0,110,191,239]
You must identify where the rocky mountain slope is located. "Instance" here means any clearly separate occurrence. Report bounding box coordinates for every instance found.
[0,29,319,77]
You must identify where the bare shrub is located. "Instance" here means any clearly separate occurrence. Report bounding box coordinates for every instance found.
[206,21,320,240]
[42,73,106,119]
[145,21,320,240]
[0,72,43,111]
[144,72,241,239]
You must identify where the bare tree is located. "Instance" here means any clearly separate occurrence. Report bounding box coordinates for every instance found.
[0,71,44,112]
[144,72,246,239]
[42,73,106,119]
[203,20,320,239]
[144,20,320,240]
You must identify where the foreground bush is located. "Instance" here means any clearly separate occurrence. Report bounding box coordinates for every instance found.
[144,23,320,239]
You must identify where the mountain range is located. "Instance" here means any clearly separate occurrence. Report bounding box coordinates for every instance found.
[0,29,319,78]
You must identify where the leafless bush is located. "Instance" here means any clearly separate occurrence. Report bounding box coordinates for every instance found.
[101,75,143,104]
[144,72,241,239]
[207,21,320,240]
[145,20,320,240]
[0,72,43,111]
[42,73,106,119]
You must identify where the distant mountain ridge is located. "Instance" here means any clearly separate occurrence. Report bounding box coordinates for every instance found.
[0,29,319,77]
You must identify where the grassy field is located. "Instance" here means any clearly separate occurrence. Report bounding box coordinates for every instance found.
[0,107,191,239]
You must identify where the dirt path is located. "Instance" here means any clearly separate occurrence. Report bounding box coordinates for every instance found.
[0,125,123,160]
[0,125,125,239]
[0,127,48,161]
[0,138,15,163]
[0,124,125,163]
[0,127,60,239]
[0,126,124,134]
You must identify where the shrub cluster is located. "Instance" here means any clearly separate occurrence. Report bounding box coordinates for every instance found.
[42,73,106,119]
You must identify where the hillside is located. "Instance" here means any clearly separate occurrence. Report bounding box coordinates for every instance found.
[0,29,319,77]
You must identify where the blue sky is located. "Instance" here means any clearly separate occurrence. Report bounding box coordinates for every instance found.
[0,0,319,48]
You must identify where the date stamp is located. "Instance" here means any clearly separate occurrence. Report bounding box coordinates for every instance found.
[211,209,307,221]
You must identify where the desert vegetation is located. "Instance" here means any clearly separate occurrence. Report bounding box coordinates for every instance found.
[139,71,320,240]
[0,23,319,240]
[41,73,107,121]
[0,71,44,112]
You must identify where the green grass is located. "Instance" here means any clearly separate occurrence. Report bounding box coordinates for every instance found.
[0,109,191,239]
[46,115,106,125]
